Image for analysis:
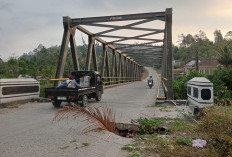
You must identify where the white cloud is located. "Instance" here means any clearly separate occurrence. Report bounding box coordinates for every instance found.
[0,0,231,60]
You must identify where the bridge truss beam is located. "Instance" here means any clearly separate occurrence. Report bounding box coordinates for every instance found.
[54,8,173,99]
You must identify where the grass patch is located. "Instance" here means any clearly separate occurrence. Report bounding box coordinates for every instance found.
[122,105,232,157]
[176,137,192,146]
[81,142,89,147]
[137,117,166,134]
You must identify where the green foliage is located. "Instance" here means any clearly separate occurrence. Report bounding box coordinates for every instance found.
[168,118,193,132]
[0,43,105,80]
[137,117,165,134]
[176,137,192,146]
[174,67,232,105]
[173,70,204,99]
[174,31,215,62]
[216,43,232,68]
[207,68,232,105]
[81,143,89,147]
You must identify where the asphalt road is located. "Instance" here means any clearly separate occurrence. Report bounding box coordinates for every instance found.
[0,67,159,157]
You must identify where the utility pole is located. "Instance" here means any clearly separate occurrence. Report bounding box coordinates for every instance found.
[195,43,199,71]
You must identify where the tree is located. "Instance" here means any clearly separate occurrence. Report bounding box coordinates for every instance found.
[217,44,232,68]
[6,57,19,78]
[214,29,223,43]
[176,31,215,63]
[225,31,232,41]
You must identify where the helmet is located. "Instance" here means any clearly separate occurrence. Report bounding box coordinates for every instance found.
[69,75,74,80]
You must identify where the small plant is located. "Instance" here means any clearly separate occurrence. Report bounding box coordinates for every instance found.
[130,153,140,157]
[134,135,145,142]
[176,137,192,146]
[137,118,165,134]
[82,143,89,147]
[121,144,137,151]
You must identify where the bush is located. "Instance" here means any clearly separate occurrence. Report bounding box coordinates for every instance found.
[207,67,232,105]
[173,70,205,99]
[197,106,232,156]
[176,137,192,146]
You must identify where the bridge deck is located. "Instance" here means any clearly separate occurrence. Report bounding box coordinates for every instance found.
[92,67,158,123]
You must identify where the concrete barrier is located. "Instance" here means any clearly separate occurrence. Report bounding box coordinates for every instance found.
[187,77,213,114]
[0,78,40,104]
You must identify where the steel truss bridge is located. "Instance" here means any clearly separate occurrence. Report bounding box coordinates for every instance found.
[54,8,173,99]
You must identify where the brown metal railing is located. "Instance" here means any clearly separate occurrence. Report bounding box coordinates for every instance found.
[102,77,140,86]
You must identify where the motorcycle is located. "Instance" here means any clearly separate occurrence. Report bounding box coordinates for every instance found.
[148,81,153,89]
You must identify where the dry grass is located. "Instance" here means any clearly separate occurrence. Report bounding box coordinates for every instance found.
[54,105,116,133]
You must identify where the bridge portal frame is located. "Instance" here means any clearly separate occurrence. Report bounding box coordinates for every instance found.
[54,8,173,99]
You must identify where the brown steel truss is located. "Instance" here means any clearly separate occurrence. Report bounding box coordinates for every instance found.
[55,8,173,99]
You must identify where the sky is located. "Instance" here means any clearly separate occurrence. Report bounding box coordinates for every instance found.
[0,0,231,60]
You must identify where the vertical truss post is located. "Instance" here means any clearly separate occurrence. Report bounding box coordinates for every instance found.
[111,50,116,85]
[54,16,71,86]
[101,44,110,85]
[165,8,173,99]
[132,62,135,81]
[92,43,98,71]
[101,44,107,76]
[86,36,97,70]
[129,60,133,81]
[127,59,130,82]
[135,63,138,81]
[137,65,140,81]
[161,39,167,79]
[124,56,127,82]
[139,65,142,81]
[131,61,134,81]
[118,53,123,83]
[135,63,137,81]
[132,61,135,81]
[125,58,129,82]
[114,52,118,84]
[70,28,80,71]
[105,46,110,85]
[135,64,138,81]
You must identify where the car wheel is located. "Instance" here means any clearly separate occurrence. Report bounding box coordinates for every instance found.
[81,95,88,107]
[52,101,62,108]
[96,90,102,101]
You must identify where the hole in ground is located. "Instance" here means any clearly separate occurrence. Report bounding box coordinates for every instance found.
[115,123,168,138]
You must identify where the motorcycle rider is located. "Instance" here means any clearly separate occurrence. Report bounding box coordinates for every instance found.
[147,76,154,87]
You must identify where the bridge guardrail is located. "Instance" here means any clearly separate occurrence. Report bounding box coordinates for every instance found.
[47,77,140,87]
[156,77,168,100]
[102,77,140,86]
